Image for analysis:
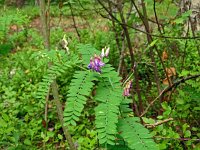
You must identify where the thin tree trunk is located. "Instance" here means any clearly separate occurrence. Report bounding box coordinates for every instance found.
[69,2,81,42]
[131,0,170,103]
[107,1,123,74]
[39,0,76,149]
[140,0,162,94]
[117,4,143,114]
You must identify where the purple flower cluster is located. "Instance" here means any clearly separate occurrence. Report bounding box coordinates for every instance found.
[88,54,105,73]
[123,80,132,96]
[87,47,109,73]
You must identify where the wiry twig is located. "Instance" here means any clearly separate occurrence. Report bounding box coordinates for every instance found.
[68,2,81,42]
[145,118,173,128]
[140,88,166,117]
[97,0,144,114]
[140,74,200,117]
[163,73,200,94]
[154,136,200,141]
[95,3,200,40]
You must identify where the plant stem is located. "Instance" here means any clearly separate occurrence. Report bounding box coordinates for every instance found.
[145,118,173,128]
[51,81,76,150]
[39,0,76,149]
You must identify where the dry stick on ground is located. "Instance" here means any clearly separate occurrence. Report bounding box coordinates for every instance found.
[39,0,76,149]
[154,136,200,141]
[140,73,200,117]
[145,118,173,128]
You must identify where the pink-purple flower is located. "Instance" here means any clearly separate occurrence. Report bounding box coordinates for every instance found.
[88,54,105,73]
[123,80,132,96]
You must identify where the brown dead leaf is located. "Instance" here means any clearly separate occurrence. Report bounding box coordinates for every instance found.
[165,67,176,77]
[163,78,171,85]
[162,50,168,61]
[48,104,53,109]
[42,120,46,128]
[103,26,109,31]
[10,25,18,32]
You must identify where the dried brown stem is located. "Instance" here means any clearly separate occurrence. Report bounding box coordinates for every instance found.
[145,118,173,128]
[154,136,200,141]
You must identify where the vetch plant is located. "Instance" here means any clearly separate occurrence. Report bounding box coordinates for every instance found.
[63,44,158,149]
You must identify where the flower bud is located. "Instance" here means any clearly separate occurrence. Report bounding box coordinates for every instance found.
[101,48,105,58]
[105,47,110,57]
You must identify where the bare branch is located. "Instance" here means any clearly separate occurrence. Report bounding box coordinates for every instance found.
[145,118,173,128]
[95,2,200,40]
[140,73,200,117]
[154,136,200,141]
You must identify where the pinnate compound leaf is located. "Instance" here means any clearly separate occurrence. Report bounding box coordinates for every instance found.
[64,71,94,125]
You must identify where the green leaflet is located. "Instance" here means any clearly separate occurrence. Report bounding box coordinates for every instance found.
[36,51,78,102]
[64,71,95,126]
[77,44,99,65]
[118,117,159,150]
[94,65,123,146]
